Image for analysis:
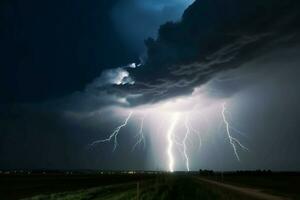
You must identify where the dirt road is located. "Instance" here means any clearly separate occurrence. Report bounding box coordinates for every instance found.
[197,177,288,200]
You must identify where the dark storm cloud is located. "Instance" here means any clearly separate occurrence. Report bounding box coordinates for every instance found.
[1,0,300,171]
[0,0,144,170]
[41,64,138,113]
[107,0,300,106]
[0,0,135,103]
[111,0,194,53]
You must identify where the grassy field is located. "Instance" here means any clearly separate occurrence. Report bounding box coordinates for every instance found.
[21,175,258,200]
[0,173,298,200]
[0,174,154,200]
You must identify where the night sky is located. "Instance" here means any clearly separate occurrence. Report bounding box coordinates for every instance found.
[1,0,300,171]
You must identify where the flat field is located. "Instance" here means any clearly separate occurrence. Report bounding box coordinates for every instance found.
[0,173,298,200]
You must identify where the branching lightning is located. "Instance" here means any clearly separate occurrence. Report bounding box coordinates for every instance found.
[221,103,248,161]
[90,111,133,152]
[189,105,204,152]
[169,114,200,172]
[183,116,191,171]
[189,120,202,152]
[131,115,146,152]
[167,113,180,172]
[90,100,250,171]
[165,113,202,172]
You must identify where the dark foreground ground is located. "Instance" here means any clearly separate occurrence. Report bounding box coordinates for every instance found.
[0,172,299,200]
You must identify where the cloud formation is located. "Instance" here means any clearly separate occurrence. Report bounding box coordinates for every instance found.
[111,0,194,53]
[87,66,135,88]
[106,0,300,106]
[8,0,299,118]
[2,0,300,171]
[56,0,300,113]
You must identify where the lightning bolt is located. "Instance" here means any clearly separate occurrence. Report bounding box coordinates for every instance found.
[182,115,202,171]
[90,111,133,152]
[131,115,146,152]
[221,103,248,161]
[188,119,202,152]
[167,113,180,172]
[183,116,191,171]
[190,105,204,152]
[170,114,200,172]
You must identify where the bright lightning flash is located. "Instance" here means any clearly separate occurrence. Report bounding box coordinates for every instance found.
[221,103,248,161]
[90,111,133,151]
[167,113,180,172]
[131,115,146,152]
[179,115,202,171]
[89,94,250,171]
[183,116,191,171]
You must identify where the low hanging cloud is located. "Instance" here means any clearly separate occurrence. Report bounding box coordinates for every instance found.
[104,0,300,106]
[47,0,300,112]
[87,67,134,89]
[2,0,300,171]
[46,63,139,113]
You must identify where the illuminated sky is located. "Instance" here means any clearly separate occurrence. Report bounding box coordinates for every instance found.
[1,0,300,171]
